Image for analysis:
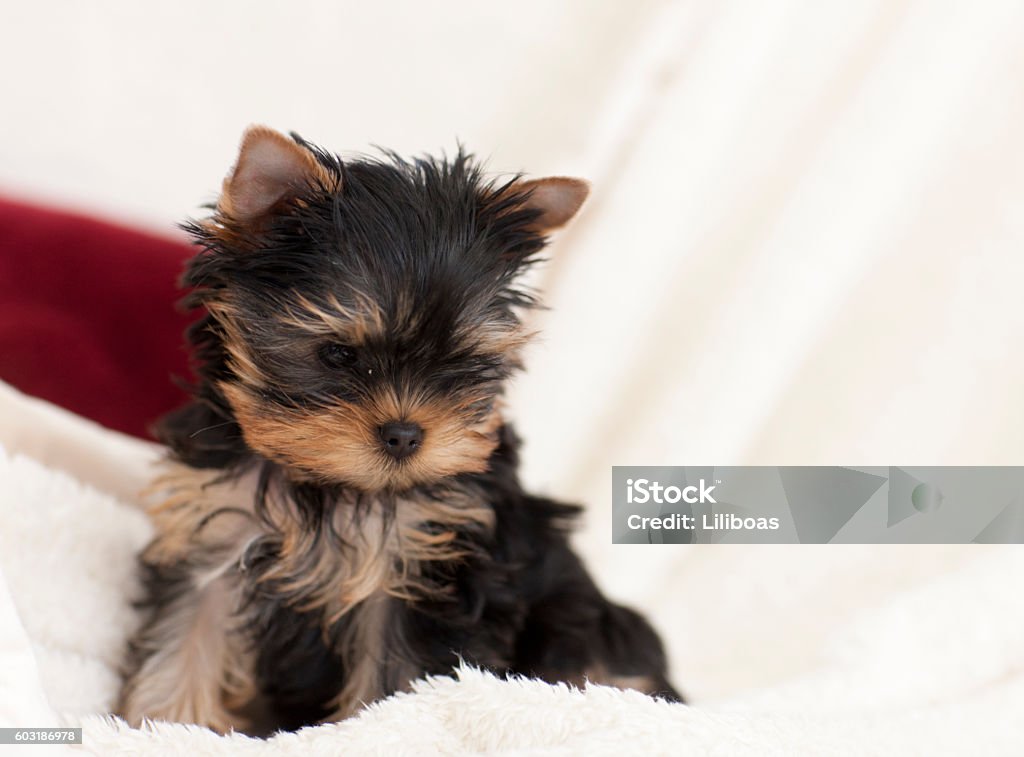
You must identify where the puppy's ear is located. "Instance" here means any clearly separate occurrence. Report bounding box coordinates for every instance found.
[219,125,332,222]
[517,177,590,233]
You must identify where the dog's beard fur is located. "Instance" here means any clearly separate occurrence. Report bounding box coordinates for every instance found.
[118,126,678,734]
[218,381,505,492]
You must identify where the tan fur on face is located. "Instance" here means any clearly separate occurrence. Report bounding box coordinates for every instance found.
[202,278,528,493]
[205,300,271,391]
[216,289,527,378]
[277,292,386,344]
[221,382,503,491]
[456,319,535,359]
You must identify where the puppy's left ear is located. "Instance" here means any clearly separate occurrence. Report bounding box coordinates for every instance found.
[517,177,590,233]
[219,125,332,222]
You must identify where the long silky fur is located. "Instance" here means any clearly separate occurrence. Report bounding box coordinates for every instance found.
[120,138,680,735]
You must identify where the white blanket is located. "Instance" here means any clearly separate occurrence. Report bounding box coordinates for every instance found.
[1,381,1022,755]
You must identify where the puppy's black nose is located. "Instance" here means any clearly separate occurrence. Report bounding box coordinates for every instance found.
[378,421,424,460]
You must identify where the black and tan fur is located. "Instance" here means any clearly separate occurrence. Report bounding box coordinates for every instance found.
[118,126,680,734]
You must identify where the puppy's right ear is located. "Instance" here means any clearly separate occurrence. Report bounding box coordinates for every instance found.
[219,125,332,222]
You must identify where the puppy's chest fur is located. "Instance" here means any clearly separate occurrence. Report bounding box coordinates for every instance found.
[144,463,498,724]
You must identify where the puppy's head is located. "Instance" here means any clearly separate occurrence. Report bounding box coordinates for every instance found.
[178,126,587,491]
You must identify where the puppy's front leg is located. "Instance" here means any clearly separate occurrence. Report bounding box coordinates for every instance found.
[119,562,253,733]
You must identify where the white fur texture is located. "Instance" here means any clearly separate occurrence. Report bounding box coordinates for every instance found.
[1,383,1023,755]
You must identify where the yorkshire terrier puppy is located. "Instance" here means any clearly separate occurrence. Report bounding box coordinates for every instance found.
[118,126,680,734]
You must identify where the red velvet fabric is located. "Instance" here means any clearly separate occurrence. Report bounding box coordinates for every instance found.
[0,196,194,439]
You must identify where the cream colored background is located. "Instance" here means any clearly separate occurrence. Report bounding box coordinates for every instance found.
[3,0,1024,705]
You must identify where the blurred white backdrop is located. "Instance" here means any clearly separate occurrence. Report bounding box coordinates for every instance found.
[3,0,1024,702]
[0,1,656,225]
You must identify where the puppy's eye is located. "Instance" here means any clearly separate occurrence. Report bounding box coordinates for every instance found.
[318,343,358,369]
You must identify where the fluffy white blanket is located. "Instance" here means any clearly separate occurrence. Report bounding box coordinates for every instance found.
[1,381,1022,755]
